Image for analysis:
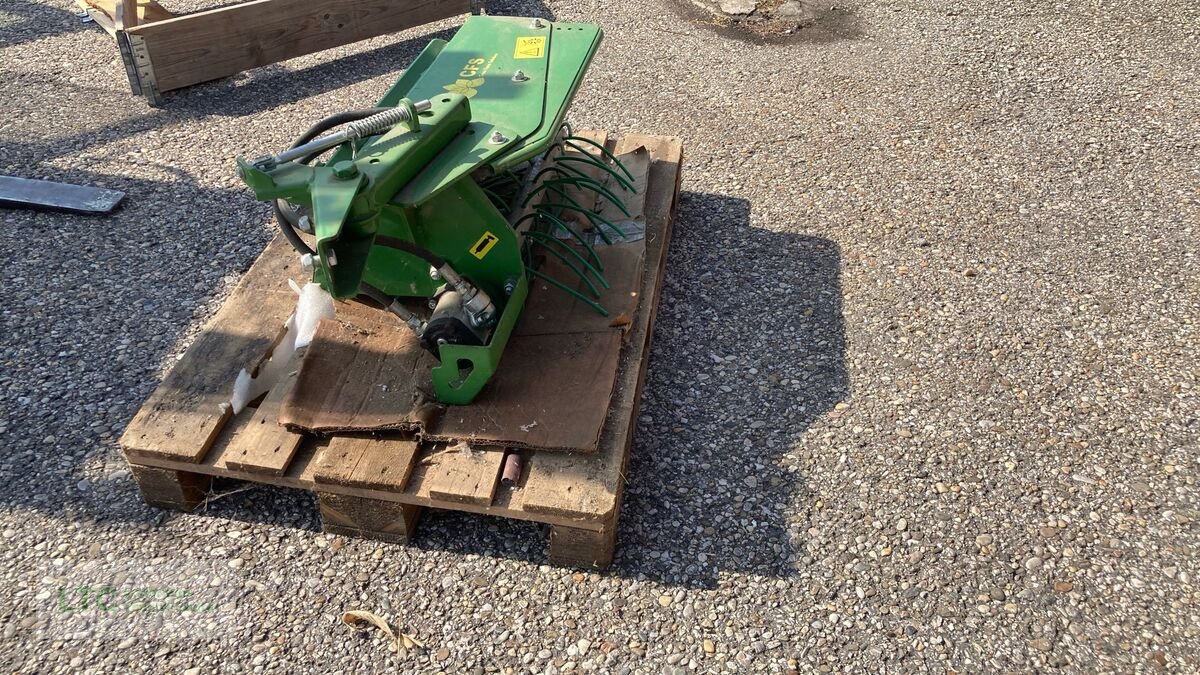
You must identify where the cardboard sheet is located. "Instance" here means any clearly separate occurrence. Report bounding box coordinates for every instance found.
[278,301,440,434]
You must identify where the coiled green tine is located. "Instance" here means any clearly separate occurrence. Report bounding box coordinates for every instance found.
[563,136,636,184]
[479,185,508,209]
[528,181,624,239]
[527,238,603,298]
[555,155,636,193]
[535,153,628,192]
[540,199,613,244]
[530,164,577,185]
[538,185,625,242]
[527,267,610,317]
[536,209,604,270]
[525,230,610,289]
[526,177,631,218]
[513,212,540,230]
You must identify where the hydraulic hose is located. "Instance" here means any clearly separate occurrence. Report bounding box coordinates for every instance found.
[373,235,446,268]
[356,282,394,308]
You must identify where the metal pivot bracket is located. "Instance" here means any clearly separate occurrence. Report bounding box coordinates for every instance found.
[430,274,528,405]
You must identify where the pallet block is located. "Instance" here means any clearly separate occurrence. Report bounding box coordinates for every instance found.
[119,134,683,568]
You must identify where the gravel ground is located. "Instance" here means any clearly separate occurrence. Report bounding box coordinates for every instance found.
[2,0,1198,672]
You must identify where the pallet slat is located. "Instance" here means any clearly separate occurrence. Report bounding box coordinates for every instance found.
[424,446,506,506]
[224,354,304,475]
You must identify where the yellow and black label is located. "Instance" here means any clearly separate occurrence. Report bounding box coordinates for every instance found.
[514,36,546,59]
[470,231,499,259]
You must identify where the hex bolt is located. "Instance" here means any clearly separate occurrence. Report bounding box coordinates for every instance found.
[429,266,442,280]
[512,70,529,82]
[530,18,545,28]
[489,130,508,145]
[331,160,358,180]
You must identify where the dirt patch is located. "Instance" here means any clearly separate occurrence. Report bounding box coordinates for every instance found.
[670,0,862,43]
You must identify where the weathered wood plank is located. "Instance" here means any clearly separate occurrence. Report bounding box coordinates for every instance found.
[120,235,301,465]
[348,438,421,491]
[223,354,305,475]
[311,435,373,486]
[424,445,505,506]
[127,0,471,94]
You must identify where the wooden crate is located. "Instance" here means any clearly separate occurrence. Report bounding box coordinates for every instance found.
[76,0,474,104]
[119,134,683,568]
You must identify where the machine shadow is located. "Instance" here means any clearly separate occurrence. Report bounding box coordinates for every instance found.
[611,191,846,587]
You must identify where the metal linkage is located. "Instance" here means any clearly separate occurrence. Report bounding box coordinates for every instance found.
[250,100,432,170]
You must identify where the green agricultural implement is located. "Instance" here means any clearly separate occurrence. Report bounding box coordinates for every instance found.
[237,15,636,405]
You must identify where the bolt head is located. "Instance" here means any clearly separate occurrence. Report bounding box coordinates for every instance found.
[489,130,508,145]
[331,160,358,180]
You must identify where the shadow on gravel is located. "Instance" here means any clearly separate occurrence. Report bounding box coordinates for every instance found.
[0,0,88,50]
[0,185,843,589]
[610,191,847,588]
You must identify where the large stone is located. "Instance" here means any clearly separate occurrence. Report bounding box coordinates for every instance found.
[720,0,758,15]
[774,1,807,18]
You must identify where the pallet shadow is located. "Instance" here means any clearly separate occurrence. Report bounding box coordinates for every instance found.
[610,191,847,587]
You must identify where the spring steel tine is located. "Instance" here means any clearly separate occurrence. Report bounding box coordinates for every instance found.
[479,185,509,209]
[554,155,637,193]
[535,209,605,271]
[539,185,626,241]
[539,195,615,245]
[563,136,636,183]
[530,164,577,185]
[513,212,540,229]
[524,230,610,289]
[534,150,634,193]
[527,267,610,317]
[527,177,631,218]
[527,238,603,298]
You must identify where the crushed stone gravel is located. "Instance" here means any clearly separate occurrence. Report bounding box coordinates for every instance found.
[1,0,1198,672]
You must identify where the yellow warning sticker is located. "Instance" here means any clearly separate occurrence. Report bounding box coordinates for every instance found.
[470,231,499,259]
[514,36,546,59]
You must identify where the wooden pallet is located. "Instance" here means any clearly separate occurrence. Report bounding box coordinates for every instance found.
[76,0,473,104]
[119,134,682,568]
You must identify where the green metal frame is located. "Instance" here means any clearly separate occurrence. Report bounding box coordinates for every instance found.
[236,16,605,404]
